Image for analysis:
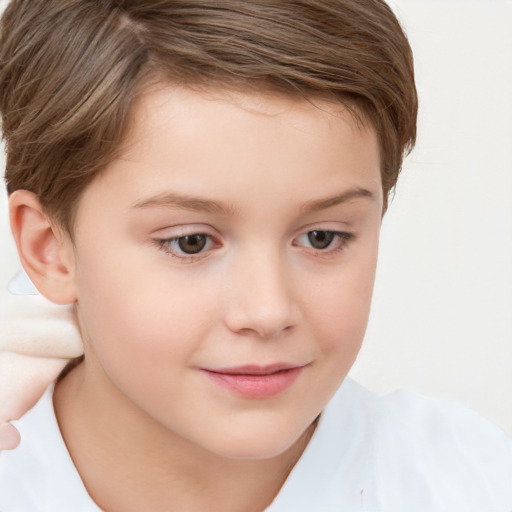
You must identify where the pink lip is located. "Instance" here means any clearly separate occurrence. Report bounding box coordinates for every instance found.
[201,363,306,399]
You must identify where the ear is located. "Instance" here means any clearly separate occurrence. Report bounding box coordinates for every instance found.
[8,190,77,305]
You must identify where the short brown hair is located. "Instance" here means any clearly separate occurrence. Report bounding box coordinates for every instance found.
[0,0,417,231]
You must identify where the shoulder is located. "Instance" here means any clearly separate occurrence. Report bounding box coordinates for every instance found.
[365,382,512,466]
[0,385,99,512]
[270,378,512,512]
[342,379,512,509]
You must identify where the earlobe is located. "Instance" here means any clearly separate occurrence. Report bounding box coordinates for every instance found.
[8,190,77,305]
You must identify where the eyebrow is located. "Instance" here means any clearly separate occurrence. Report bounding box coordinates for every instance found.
[301,187,375,213]
[132,192,238,216]
[132,187,375,216]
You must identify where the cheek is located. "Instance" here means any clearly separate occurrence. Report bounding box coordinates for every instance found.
[73,244,216,382]
[308,251,377,358]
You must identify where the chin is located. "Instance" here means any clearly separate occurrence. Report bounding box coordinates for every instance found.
[202,420,313,461]
[214,442,295,461]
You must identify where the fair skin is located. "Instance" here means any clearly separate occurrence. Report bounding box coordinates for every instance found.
[11,86,383,511]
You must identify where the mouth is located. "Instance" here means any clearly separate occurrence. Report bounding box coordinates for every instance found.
[201,363,308,399]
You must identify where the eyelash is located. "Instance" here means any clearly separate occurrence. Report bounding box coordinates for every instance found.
[155,230,354,262]
[294,230,354,256]
[156,233,217,262]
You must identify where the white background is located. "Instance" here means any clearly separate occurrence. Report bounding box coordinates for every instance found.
[1,0,511,433]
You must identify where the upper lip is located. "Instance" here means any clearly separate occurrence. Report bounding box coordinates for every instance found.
[203,363,307,376]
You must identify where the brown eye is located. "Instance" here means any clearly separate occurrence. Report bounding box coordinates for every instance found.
[177,234,207,254]
[307,230,335,249]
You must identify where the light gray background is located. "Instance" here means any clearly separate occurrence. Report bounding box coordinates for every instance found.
[350,0,512,434]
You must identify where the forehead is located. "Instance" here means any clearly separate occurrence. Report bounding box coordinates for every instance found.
[76,85,382,221]
[132,84,373,141]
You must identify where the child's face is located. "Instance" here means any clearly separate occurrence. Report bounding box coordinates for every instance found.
[68,86,382,459]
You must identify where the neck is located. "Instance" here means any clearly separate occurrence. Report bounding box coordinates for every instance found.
[53,362,315,512]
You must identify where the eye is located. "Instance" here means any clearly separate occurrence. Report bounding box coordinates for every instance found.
[306,230,335,249]
[294,230,353,252]
[156,233,216,258]
[174,234,208,254]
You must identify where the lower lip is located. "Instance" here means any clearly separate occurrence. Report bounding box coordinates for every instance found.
[202,367,304,399]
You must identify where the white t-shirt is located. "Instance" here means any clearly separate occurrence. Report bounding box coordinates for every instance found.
[1,378,511,511]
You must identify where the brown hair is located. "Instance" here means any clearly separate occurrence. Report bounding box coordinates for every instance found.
[0,0,417,231]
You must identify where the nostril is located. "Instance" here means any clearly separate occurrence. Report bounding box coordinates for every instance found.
[225,302,300,339]
[237,323,295,338]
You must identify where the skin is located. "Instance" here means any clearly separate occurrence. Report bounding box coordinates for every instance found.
[31,86,383,511]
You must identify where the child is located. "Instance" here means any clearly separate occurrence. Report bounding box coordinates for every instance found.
[0,0,511,510]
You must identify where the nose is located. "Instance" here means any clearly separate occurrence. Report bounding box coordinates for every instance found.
[224,250,301,339]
